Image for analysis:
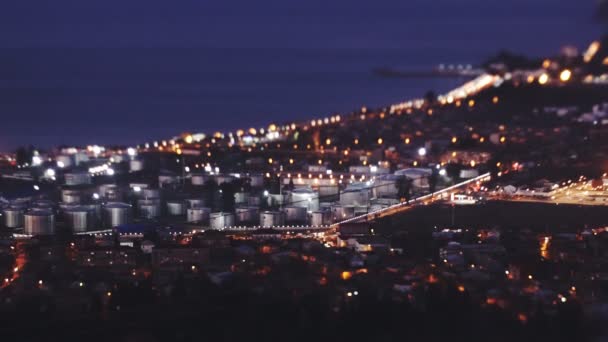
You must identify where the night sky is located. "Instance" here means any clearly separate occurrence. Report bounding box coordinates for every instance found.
[0,0,602,151]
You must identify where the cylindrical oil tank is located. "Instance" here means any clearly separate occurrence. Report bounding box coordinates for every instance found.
[166,200,186,216]
[141,188,160,199]
[64,207,96,233]
[331,204,356,221]
[249,174,264,188]
[56,155,73,168]
[59,202,79,212]
[290,188,319,211]
[105,187,123,201]
[187,207,211,223]
[247,196,261,206]
[32,199,55,210]
[340,183,372,207]
[138,200,161,219]
[61,189,82,204]
[216,175,233,185]
[260,211,285,227]
[129,183,149,191]
[24,210,55,236]
[3,207,24,228]
[310,211,331,226]
[9,199,29,209]
[81,203,102,220]
[236,206,259,224]
[268,193,287,207]
[98,184,116,197]
[191,173,206,186]
[158,173,178,187]
[129,159,144,172]
[209,212,235,230]
[372,174,399,198]
[185,198,205,208]
[235,192,250,205]
[103,202,131,227]
[65,172,91,186]
[283,206,307,223]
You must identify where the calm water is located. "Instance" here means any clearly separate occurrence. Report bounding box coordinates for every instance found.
[0,0,600,150]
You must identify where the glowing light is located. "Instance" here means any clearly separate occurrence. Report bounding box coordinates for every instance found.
[584,41,600,63]
[538,73,549,85]
[32,155,43,166]
[559,69,572,82]
[417,147,427,156]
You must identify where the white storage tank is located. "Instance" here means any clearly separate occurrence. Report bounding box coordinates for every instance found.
[185,198,205,208]
[98,184,117,197]
[141,188,160,199]
[3,207,24,228]
[81,203,102,220]
[310,211,331,226]
[187,207,211,223]
[247,196,261,206]
[138,200,161,219]
[235,192,250,205]
[190,173,206,186]
[73,152,89,166]
[394,168,433,188]
[103,202,132,227]
[32,199,55,210]
[249,174,264,188]
[340,183,372,206]
[216,175,234,185]
[129,159,144,172]
[158,173,178,187]
[64,207,96,233]
[260,211,285,227]
[290,187,319,211]
[372,174,399,198]
[459,169,479,179]
[331,204,356,221]
[209,212,235,229]
[61,189,82,204]
[129,183,149,190]
[166,200,186,216]
[267,193,287,207]
[236,206,259,224]
[56,155,73,168]
[24,209,55,236]
[65,172,91,186]
[283,206,307,223]
[105,187,123,201]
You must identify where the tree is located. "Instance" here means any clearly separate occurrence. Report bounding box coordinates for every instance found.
[395,176,412,203]
[219,181,236,212]
[424,90,437,105]
[428,172,438,193]
[15,145,34,166]
[202,179,218,210]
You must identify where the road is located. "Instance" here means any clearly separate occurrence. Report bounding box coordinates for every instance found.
[332,173,492,226]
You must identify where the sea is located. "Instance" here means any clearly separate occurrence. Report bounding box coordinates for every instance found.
[0,0,599,150]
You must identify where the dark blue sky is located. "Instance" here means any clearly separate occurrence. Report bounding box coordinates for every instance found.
[0,0,602,150]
